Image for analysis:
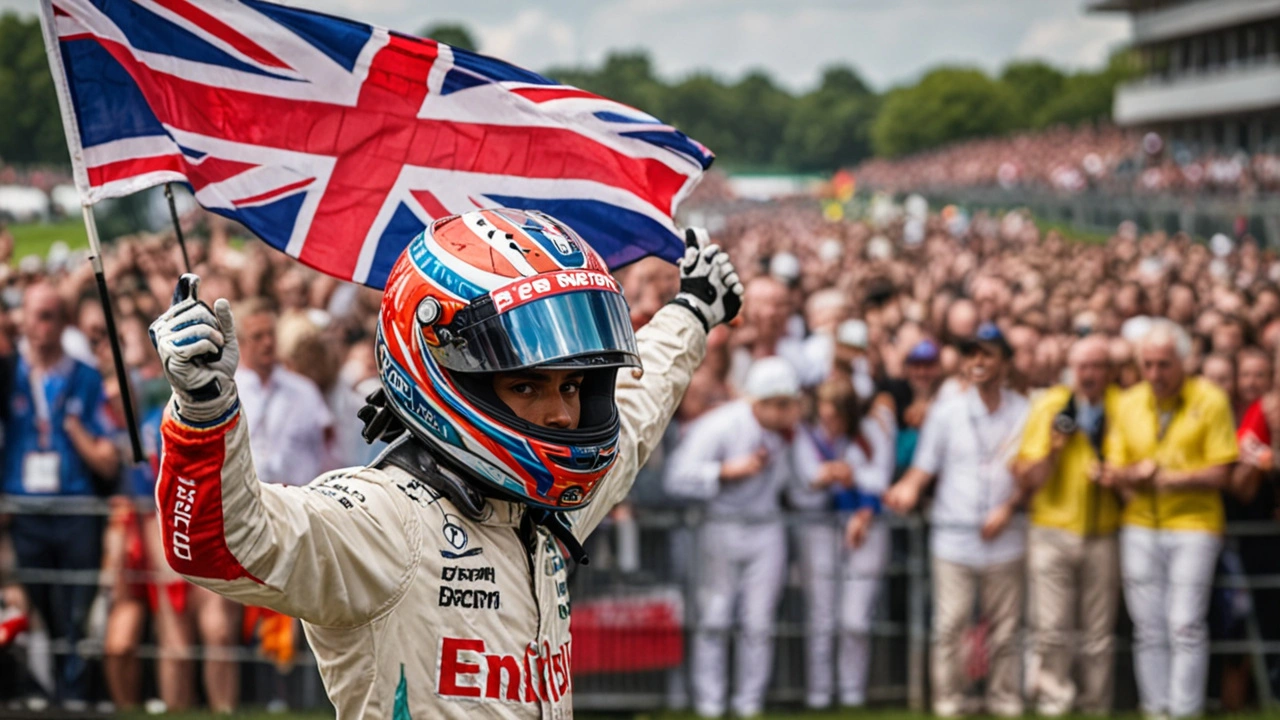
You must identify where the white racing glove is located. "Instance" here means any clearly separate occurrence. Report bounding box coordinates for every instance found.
[148,273,240,425]
[668,227,744,331]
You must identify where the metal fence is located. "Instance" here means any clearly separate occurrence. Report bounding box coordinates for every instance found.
[3,503,1280,713]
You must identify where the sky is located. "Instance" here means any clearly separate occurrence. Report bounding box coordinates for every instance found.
[8,0,1133,91]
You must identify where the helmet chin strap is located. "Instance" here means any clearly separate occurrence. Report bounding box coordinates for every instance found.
[361,389,590,566]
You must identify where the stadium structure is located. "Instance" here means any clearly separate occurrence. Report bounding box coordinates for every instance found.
[1093,0,1280,151]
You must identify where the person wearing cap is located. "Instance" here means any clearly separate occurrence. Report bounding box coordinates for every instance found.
[884,322,1031,717]
[665,357,803,718]
[1103,319,1237,719]
[881,338,944,477]
[1014,335,1123,715]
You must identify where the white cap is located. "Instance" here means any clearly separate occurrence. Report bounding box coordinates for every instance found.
[46,241,70,271]
[867,235,893,260]
[836,319,869,349]
[769,252,800,282]
[818,238,843,263]
[1210,233,1233,258]
[18,254,44,275]
[743,357,800,400]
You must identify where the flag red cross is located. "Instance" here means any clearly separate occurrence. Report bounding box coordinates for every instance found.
[60,7,688,280]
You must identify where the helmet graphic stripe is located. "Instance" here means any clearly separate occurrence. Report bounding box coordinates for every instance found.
[463,210,539,277]
[483,210,565,274]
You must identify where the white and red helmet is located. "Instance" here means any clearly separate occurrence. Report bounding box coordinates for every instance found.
[376,209,639,510]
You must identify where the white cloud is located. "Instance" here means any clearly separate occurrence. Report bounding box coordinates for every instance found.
[473,8,575,69]
[1015,12,1132,69]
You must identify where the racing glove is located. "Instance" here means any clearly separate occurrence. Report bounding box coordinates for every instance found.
[149,273,240,425]
[668,227,744,331]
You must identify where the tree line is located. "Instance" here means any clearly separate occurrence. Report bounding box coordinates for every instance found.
[0,14,1134,174]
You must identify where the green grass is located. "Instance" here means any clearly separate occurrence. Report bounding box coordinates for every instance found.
[7,217,89,261]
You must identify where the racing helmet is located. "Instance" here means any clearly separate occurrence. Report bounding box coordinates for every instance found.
[375,208,640,511]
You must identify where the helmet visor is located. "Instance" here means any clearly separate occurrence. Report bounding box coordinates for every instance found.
[431,290,640,373]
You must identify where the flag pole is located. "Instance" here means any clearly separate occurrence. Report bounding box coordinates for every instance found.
[83,206,146,464]
[164,183,193,273]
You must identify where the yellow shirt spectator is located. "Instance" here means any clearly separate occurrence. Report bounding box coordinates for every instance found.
[1018,385,1122,536]
[1105,377,1237,533]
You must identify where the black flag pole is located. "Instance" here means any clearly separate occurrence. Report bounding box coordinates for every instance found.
[164,183,192,273]
[82,205,146,464]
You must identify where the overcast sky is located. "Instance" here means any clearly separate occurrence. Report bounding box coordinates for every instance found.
[10,0,1132,91]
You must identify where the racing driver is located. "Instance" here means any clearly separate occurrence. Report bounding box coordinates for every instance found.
[149,208,743,718]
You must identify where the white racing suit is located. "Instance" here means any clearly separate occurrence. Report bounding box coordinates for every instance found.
[155,307,705,719]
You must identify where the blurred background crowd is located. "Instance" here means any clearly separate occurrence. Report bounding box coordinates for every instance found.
[6,0,1280,716]
[2,193,1280,715]
[854,126,1280,198]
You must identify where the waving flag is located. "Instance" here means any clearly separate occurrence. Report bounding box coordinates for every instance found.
[39,0,713,287]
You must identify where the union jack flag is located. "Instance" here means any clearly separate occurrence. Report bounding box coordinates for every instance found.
[39,0,713,287]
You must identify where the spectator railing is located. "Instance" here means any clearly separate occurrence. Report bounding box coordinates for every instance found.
[3,500,1279,713]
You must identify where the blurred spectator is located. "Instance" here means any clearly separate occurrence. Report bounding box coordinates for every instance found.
[884,323,1030,717]
[1109,337,1142,390]
[1201,353,1237,416]
[794,379,897,709]
[1015,336,1121,715]
[2,282,118,707]
[798,289,851,386]
[881,339,944,476]
[831,319,875,398]
[665,358,802,718]
[1105,320,1237,719]
[728,277,806,393]
[277,313,363,472]
[233,297,333,486]
[1235,346,1273,417]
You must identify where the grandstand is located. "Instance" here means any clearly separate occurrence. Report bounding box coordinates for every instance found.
[1094,0,1280,151]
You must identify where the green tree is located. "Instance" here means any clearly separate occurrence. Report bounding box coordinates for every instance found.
[779,65,878,170]
[660,74,739,161]
[1000,60,1065,128]
[871,67,1019,157]
[1034,51,1138,128]
[0,12,67,165]
[725,71,793,167]
[418,23,477,52]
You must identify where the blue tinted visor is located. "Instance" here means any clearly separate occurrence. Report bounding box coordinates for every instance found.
[430,290,640,373]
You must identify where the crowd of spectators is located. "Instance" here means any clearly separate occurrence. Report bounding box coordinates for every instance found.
[853,124,1280,198]
[1,196,1279,715]
[639,201,1280,717]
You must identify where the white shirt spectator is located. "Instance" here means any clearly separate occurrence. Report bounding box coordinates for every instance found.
[911,386,1030,567]
[235,365,333,486]
[665,399,794,521]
